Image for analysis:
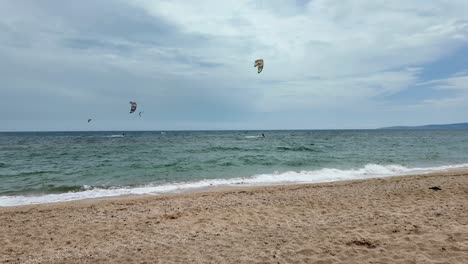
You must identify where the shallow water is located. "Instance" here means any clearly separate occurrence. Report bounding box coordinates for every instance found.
[1,130,468,206]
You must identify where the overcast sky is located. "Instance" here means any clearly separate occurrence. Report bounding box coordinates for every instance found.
[2,0,468,131]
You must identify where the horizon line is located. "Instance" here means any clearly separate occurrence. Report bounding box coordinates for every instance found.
[0,128,381,133]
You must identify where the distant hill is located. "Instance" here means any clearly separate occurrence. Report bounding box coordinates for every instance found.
[378,122,468,130]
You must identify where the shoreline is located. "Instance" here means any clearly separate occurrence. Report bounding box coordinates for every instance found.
[1,169,468,263]
[3,165,468,208]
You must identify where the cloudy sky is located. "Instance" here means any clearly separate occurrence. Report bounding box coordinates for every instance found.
[1,0,468,131]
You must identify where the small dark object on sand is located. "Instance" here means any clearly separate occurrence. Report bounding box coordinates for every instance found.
[429,186,442,191]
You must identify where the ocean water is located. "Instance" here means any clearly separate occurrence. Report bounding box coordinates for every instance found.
[1,130,468,206]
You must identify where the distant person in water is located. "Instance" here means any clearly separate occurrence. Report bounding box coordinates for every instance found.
[262,133,265,138]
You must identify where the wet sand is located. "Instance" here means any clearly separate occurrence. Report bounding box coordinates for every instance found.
[1,171,468,263]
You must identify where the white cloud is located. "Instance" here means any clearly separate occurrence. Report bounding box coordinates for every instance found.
[2,1,468,130]
[432,76,468,90]
[423,96,466,107]
[418,70,468,90]
[254,68,422,111]
[414,72,468,108]
[129,0,468,110]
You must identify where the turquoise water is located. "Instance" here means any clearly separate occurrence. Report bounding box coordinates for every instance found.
[1,130,468,206]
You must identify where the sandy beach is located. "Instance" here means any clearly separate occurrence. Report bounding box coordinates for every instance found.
[1,171,467,264]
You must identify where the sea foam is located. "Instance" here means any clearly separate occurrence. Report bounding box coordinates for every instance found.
[1,163,467,207]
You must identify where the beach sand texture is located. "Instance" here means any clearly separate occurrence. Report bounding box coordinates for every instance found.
[1,171,467,263]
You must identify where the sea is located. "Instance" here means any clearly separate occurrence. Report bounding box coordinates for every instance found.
[1,130,468,206]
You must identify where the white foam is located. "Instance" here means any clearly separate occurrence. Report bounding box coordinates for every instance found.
[1,163,467,207]
[105,135,124,138]
[244,135,263,139]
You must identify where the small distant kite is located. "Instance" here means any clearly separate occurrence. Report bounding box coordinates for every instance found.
[254,59,264,74]
[129,101,137,114]
[88,119,92,123]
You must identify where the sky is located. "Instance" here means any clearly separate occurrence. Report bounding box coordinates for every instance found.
[1,0,468,131]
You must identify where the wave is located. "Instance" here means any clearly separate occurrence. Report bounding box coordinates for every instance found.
[244,135,263,139]
[1,163,467,207]
[207,146,244,151]
[104,135,125,138]
[276,146,321,152]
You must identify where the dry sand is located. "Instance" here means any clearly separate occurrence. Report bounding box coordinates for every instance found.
[1,171,468,264]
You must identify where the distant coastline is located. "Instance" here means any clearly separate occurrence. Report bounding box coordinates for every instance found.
[378,122,468,130]
[2,123,468,133]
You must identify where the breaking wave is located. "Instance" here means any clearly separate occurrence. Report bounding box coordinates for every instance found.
[1,163,467,207]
